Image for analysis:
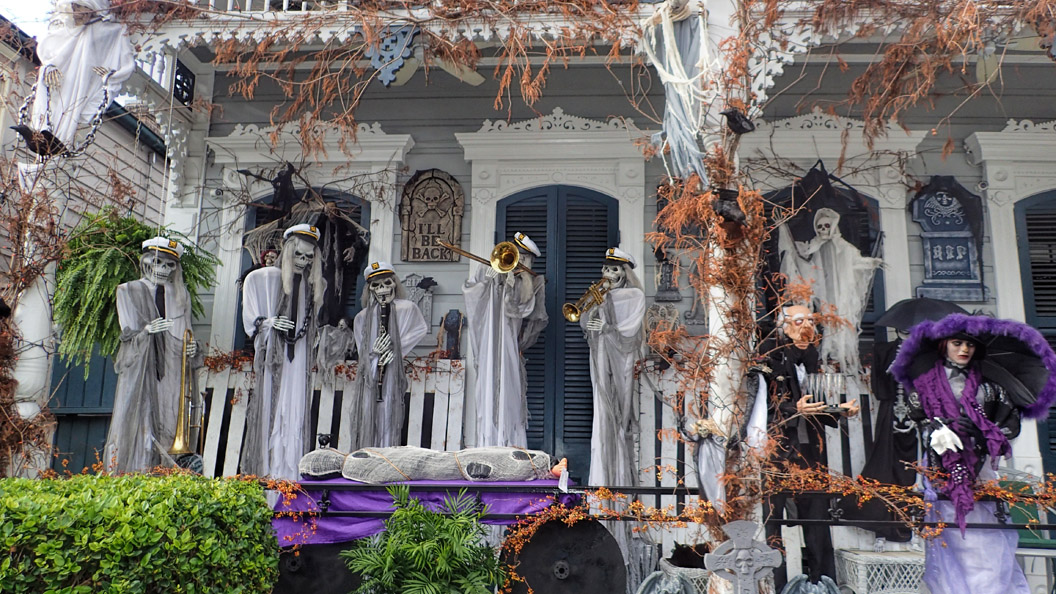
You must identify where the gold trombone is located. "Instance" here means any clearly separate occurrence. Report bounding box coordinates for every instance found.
[437,240,538,277]
[169,329,204,456]
[562,279,610,322]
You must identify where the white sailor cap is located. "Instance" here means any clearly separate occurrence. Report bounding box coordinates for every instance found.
[141,236,184,259]
[605,247,636,269]
[364,261,395,280]
[283,223,320,242]
[513,232,541,257]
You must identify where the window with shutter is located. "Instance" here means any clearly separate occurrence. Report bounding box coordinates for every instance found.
[49,347,119,471]
[498,185,618,482]
[1016,193,1056,475]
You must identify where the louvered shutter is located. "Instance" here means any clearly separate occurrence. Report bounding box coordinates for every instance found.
[500,186,617,482]
[1018,200,1056,473]
[49,347,119,471]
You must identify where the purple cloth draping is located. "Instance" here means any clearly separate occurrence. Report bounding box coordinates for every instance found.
[923,499,1029,594]
[272,478,579,546]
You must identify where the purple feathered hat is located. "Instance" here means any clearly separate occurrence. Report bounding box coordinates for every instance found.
[890,313,1056,419]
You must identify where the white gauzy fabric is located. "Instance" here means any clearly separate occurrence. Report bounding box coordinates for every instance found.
[777,211,881,373]
[463,266,546,448]
[582,286,645,487]
[241,266,313,480]
[34,0,134,147]
[351,299,428,449]
[104,277,201,473]
[745,373,769,456]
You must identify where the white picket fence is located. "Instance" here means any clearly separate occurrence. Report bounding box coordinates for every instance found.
[196,358,466,478]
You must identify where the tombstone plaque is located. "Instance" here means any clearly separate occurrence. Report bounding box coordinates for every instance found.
[400,169,465,262]
[910,176,988,301]
[402,273,436,327]
[704,520,782,594]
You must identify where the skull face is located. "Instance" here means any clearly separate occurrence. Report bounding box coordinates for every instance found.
[812,208,840,241]
[292,245,314,273]
[369,275,397,305]
[420,185,447,212]
[519,252,535,270]
[262,250,279,267]
[734,549,755,576]
[601,264,626,289]
[145,254,178,284]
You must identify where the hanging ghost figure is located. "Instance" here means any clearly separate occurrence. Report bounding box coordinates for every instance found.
[241,224,325,479]
[582,247,645,488]
[778,208,883,373]
[19,0,134,155]
[463,232,547,448]
[346,262,428,449]
[103,237,202,473]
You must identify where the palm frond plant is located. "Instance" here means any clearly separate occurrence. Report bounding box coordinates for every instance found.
[53,208,219,371]
[341,484,507,594]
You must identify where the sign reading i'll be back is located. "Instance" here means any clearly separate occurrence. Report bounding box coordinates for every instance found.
[399,169,465,262]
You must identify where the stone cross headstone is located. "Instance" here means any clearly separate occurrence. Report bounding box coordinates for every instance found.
[704,520,783,594]
[400,169,465,262]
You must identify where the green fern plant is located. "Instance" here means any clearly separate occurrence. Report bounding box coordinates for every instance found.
[53,208,219,371]
[341,485,507,594]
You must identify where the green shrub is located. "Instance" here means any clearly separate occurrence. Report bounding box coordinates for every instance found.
[342,485,507,594]
[0,473,279,593]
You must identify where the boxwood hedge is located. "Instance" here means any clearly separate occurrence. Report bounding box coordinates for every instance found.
[0,473,279,593]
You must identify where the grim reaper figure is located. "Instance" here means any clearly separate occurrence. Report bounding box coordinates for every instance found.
[778,208,883,373]
[351,262,428,448]
[20,0,134,155]
[241,224,324,479]
[104,237,202,473]
[463,232,547,448]
[582,247,645,487]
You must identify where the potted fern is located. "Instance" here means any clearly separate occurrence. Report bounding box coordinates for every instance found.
[341,485,507,594]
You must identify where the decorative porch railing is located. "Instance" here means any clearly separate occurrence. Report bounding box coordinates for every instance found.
[197,358,466,478]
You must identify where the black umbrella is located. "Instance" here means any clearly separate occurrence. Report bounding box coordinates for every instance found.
[891,314,1056,417]
[874,297,968,331]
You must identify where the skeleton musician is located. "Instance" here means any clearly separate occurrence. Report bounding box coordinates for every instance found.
[104,237,202,473]
[350,262,428,449]
[463,232,547,448]
[241,224,324,480]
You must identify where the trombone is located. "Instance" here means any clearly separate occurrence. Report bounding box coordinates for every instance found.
[562,279,610,322]
[169,329,204,456]
[437,240,538,277]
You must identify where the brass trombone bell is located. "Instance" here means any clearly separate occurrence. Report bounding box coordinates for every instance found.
[563,280,609,322]
[437,240,538,277]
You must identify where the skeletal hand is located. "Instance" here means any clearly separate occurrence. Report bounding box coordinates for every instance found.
[271,316,295,332]
[795,394,827,416]
[586,318,606,332]
[184,340,198,358]
[485,267,500,279]
[373,332,392,356]
[839,399,860,417]
[378,350,394,367]
[146,317,173,334]
[43,67,62,90]
[92,66,113,80]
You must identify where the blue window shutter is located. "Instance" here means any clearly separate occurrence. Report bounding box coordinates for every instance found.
[499,185,617,482]
[1017,196,1056,475]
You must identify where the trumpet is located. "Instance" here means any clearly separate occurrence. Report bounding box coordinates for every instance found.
[169,329,204,456]
[437,240,538,277]
[562,279,610,322]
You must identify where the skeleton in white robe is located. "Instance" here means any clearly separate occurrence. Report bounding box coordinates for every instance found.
[582,258,645,486]
[778,208,882,373]
[104,247,201,473]
[351,268,428,449]
[241,232,324,479]
[463,251,546,448]
[32,0,134,149]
